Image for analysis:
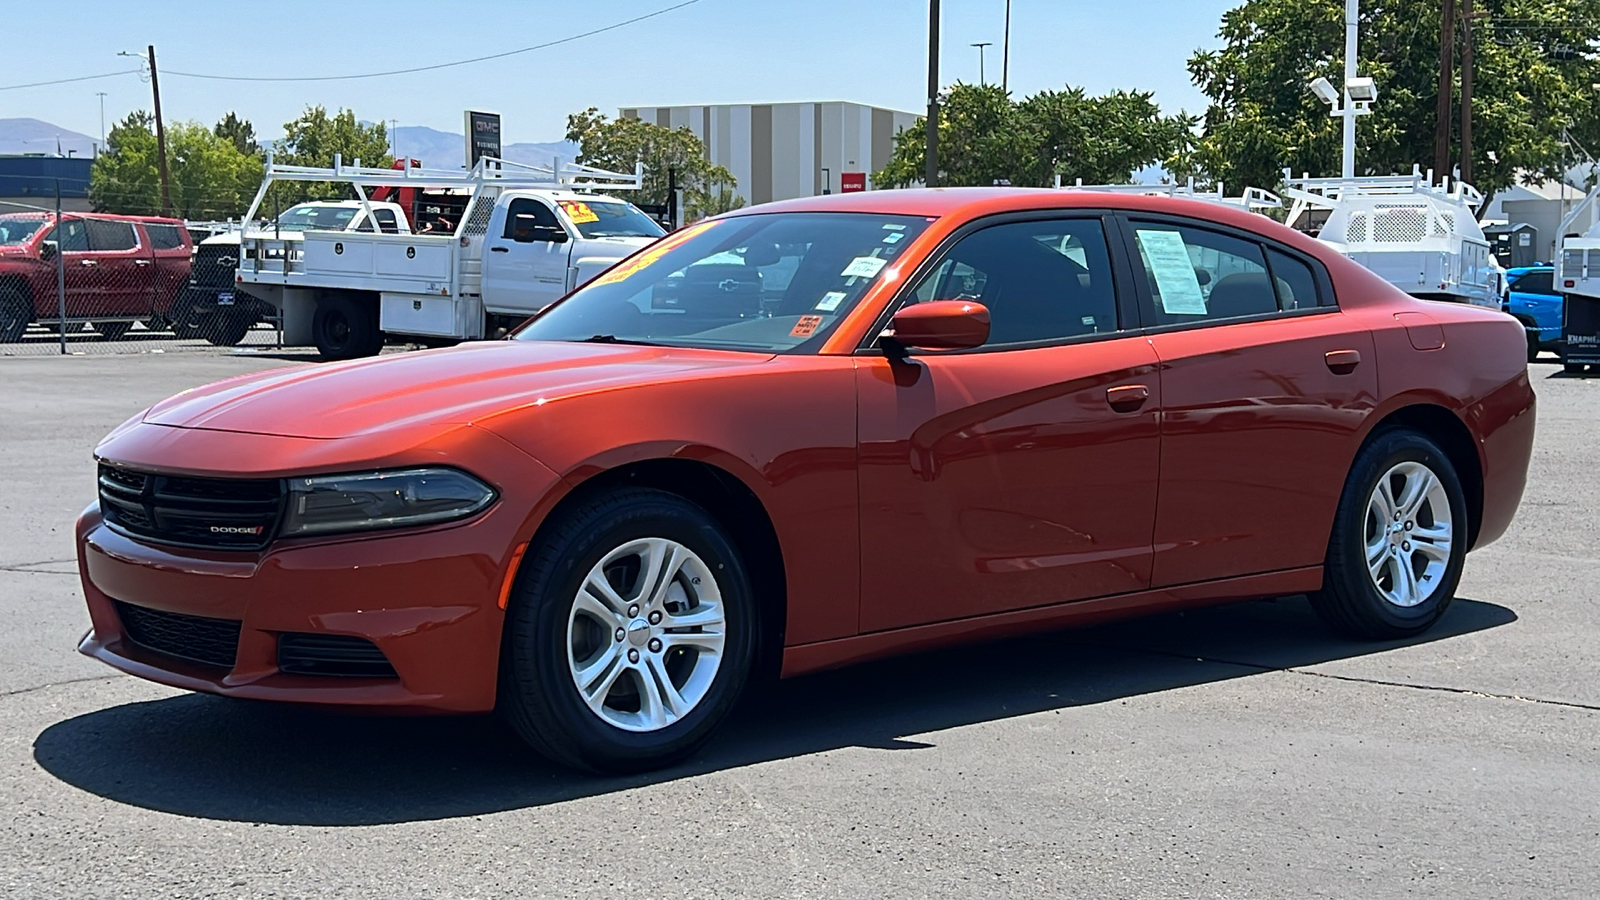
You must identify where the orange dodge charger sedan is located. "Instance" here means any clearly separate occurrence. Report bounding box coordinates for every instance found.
[76,188,1536,772]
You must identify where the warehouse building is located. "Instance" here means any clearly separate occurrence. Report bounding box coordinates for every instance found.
[620,101,918,205]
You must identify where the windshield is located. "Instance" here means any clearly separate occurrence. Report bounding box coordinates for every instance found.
[0,215,48,246]
[558,199,666,239]
[272,205,360,232]
[517,212,933,353]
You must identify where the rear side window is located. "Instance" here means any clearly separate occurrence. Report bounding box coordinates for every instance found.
[1266,248,1323,309]
[1515,270,1554,295]
[1130,222,1276,324]
[44,219,89,252]
[145,224,186,250]
[906,218,1123,344]
[85,219,139,252]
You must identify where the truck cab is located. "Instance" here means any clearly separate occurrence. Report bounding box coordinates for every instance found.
[480,191,664,329]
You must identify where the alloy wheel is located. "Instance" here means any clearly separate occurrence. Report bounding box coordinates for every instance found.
[566,537,726,732]
[1363,460,1454,608]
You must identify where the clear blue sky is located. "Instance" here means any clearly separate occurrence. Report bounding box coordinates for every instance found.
[4,0,1237,146]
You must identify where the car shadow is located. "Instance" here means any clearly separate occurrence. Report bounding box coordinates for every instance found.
[32,595,1515,826]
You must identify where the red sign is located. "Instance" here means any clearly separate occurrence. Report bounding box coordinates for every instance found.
[840,172,867,193]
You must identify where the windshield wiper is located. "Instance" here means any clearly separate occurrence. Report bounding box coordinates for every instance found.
[578,334,660,346]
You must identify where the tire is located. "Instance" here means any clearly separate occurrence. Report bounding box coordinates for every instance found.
[500,488,757,773]
[311,294,381,360]
[0,285,29,343]
[93,321,131,341]
[1526,330,1540,363]
[200,310,253,347]
[1310,429,1468,640]
[1564,362,1586,375]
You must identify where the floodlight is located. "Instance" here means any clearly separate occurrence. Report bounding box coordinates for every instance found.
[1345,77,1378,103]
[1309,77,1340,105]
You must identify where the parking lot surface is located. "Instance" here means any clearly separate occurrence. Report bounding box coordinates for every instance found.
[1,352,1597,899]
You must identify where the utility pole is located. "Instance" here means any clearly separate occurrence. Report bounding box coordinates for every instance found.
[972,42,992,85]
[1002,0,1011,94]
[146,45,172,216]
[1460,0,1474,184]
[1434,0,1455,180]
[1341,0,1358,178]
[925,0,940,188]
[95,92,107,155]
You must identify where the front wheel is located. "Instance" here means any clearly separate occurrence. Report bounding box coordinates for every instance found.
[93,321,131,341]
[0,286,30,343]
[201,310,253,346]
[1310,429,1467,640]
[500,488,756,773]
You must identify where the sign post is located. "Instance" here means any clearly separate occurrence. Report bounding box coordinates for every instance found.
[464,110,502,167]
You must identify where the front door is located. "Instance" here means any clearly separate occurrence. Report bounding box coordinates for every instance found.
[483,197,571,314]
[1118,216,1379,587]
[857,215,1163,632]
[43,217,91,318]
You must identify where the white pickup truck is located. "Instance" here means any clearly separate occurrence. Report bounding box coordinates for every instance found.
[232,156,663,359]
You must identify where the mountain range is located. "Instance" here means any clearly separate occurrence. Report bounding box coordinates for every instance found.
[0,118,578,170]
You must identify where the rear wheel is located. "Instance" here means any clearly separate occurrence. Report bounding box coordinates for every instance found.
[1310,429,1467,640]
[311,295,381,360]
[500,488,756,773]
[0,285,30,343]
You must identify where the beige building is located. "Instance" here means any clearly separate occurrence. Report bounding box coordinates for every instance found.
[620,102,918,206]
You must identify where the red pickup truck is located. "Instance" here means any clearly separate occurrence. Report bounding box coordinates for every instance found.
[0,212,192,342]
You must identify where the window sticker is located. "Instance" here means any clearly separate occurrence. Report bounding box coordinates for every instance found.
[815,291,848,312]
[791,315,824,337]
[882,223,906,231]
[1136,229,1207,315]
[558,200,600,224]
[882,232,905,244]
[841,256,888,279]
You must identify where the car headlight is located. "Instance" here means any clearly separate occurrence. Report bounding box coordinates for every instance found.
[281,467,497,537]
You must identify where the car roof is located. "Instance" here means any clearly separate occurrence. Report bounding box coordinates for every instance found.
[1506,265,1553,276]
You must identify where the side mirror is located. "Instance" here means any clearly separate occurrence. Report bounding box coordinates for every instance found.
[39,240,57,261]
[887,300,990,351]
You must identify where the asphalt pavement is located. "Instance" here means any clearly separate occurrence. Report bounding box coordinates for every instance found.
[1,352,1596,899]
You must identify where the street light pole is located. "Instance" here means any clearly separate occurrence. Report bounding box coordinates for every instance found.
[1341,0,1358,178]
[95,92,107,155]
[926,0,940,188]
[971,42,992,85]
[1002,0,1011,93]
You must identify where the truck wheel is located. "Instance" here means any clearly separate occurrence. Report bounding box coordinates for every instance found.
[1565,362,1586,375]
[93,321,132,341]
[312,295,381,360]
[1526,330,1540,363]
[201,310,253,347]
[0,286,30,343]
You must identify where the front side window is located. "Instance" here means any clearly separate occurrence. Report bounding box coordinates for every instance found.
[86,219,139,252]
[43,219,89,252]
[1130,222,1277,324]
[558,199,666,240]
[905,218,1122,345]
[1514,269,1554,295]
[517,212,933,352]
[373,209,400,234]
[504,199,565,242]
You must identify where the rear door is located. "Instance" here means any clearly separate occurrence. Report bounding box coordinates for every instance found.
[142,222,191,314]
[483,197,571,313]
[1117,214,1379,587]
[83,218,151,318]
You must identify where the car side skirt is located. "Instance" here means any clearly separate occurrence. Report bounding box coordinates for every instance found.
[779,566,1326,678]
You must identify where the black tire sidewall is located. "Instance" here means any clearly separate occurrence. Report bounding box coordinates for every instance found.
[1329,429,1468,634]
[313,297,379,359]
[503,490,756,771]
[0,288,29,343]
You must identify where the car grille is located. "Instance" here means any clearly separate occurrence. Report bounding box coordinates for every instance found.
[278,633,398,678]
[114,600,241,669]
[190,243,240,289]
[98,464,284,551]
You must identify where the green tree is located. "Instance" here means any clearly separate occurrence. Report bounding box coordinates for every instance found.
[875,83,1193,188]
[565,108,740,214]
[273,106,391,203]
[1183,0,1600,202]
[214,111,259,157]
[90,112,263,219]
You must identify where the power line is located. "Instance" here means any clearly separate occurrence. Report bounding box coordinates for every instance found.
[0,69,142,92]
[162,0,699,83]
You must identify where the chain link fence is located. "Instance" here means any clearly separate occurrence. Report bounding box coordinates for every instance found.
[1,178,284,357]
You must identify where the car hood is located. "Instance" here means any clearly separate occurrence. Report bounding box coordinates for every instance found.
[142,341,776,439]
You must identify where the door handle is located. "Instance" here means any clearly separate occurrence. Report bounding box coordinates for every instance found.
[1106,384,1150,411]
[1325,349,1361,374]
[490,246,509,253]
[79,259,97,266]
[133,259,152,266]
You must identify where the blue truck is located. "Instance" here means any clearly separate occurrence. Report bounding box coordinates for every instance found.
[1503,264,1562,362]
